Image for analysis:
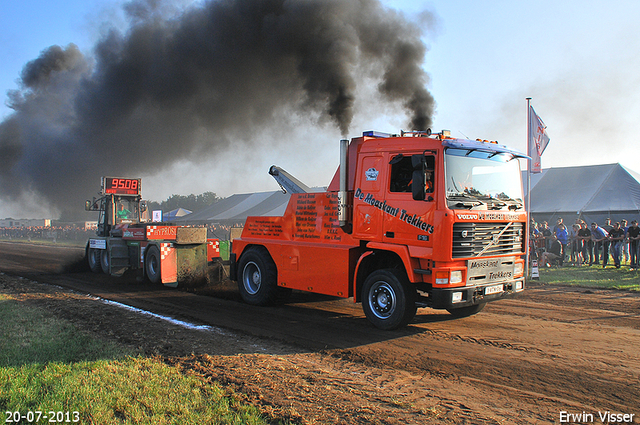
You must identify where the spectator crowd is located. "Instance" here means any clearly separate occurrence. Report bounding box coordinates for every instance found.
[0,222,243,245]
[531,217,640,269]
[0,225,94,244]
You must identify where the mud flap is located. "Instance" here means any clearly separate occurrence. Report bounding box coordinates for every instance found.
[207,239,221,261]
[109,239,130,277]
[160,243,178,287]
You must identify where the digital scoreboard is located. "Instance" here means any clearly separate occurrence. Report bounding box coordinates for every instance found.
[101,177,141,195]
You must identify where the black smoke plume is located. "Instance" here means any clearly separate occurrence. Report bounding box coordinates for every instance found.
[0,0,435,218]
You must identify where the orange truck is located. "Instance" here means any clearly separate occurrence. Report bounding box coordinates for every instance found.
[85,177,220,287]
[231,130,528,329]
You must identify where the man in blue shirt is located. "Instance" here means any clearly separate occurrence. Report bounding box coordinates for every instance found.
[591,222,609,267]
[554,223,569,266]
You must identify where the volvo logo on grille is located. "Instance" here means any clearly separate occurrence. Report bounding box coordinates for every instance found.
[492,234,500,243]
[461,230,469,238]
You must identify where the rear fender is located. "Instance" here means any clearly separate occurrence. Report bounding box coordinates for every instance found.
[232,243,270,281]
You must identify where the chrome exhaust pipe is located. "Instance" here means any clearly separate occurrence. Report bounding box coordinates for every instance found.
[338,138,349,227]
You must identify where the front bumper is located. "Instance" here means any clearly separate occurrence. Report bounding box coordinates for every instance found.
[430,279,524,309]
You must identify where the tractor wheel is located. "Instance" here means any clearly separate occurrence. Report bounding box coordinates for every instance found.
[362,269,417,330]
[447,302,486,317]
[87,248,102,273]
[237,246,278,306]
[145,245,161,284]
[100,247,110,274]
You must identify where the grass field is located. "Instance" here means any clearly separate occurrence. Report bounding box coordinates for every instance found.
[0,294,274,424]
[534,263,640,291]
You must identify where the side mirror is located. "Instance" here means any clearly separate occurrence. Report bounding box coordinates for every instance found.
[411,154,427,201]
[412,170,425,201]
[411,154,424,169]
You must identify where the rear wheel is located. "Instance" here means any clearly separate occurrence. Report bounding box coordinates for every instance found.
[87,248,102,273]
[447,302,486,317]
[145,245,161,284]
[362,269,417,330]
[237,246,278,306]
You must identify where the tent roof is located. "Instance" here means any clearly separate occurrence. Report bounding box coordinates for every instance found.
[529,163,640,215]
[176,188,325,224]
[166,207,192,216]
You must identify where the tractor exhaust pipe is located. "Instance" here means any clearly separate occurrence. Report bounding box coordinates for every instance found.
[339,138,349,227]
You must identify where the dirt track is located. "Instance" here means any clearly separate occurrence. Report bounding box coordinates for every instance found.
[1,241,639,424]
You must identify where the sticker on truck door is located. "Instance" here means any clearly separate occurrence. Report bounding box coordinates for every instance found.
[354,188,435,234]
[365,168,379,181]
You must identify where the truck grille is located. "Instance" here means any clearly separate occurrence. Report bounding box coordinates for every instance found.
[452,222,524,258]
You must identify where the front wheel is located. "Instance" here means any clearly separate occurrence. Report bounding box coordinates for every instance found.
[362,269,417,330]
[100,247,110,274]
[145,245,161,284]
[87,248,102,273]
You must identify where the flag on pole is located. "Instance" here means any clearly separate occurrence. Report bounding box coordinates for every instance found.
[528,105,550,173]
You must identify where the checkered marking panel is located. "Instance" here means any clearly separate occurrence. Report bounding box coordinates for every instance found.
[208,240,220,253]
[160,243,174,260]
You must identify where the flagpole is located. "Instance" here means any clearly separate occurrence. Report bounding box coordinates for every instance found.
[525,97,532,279]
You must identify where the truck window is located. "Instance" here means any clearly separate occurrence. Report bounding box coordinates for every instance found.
[389,156,413,192]
[389,155,435,194]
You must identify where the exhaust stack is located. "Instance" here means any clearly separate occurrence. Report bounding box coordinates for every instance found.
[338,138,349,227]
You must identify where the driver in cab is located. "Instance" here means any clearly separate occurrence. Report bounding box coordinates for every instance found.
[117,204,130,219]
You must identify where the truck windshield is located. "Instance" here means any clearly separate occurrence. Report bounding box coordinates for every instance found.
[115,197,139,223]
[445,148,524,210]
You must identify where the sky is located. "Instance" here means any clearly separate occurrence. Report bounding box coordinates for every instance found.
[1,0,639,219]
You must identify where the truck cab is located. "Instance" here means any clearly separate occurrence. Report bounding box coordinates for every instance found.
[85,177,147,237]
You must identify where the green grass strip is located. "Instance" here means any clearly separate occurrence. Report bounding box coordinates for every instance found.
[0,295,128,367]
[536,265,640,291]
[0,295,271,424]
[1,357,267,424]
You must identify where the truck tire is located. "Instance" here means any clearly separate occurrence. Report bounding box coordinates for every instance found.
[100,247,110,274]
[145,245,161,284]
[362,269,417,330]
[87,248,102,273]
[237,246,278,306]
[446,302,486,317]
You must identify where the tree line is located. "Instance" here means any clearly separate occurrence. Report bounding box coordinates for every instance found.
[146,191,221,214]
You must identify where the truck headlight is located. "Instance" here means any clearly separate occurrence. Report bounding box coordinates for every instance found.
[514,262,524,278]
[450,270,463,285]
